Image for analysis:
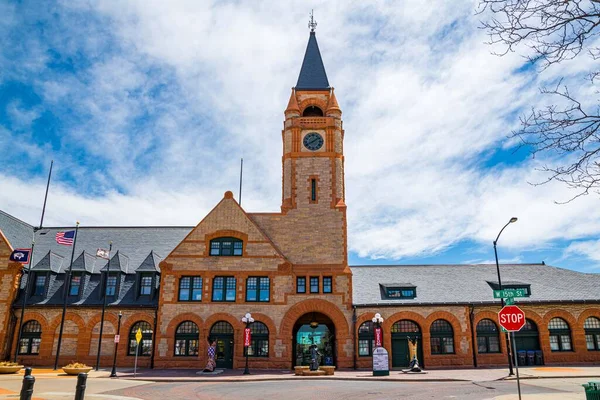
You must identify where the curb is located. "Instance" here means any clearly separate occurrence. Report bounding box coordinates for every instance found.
[111,376,471,383]
[503,375,600,381]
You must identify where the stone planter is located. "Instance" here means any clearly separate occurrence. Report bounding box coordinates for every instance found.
[294,366,309,376]
[0,365,23,374]
[319,366,335,376]
[62,367,92,375]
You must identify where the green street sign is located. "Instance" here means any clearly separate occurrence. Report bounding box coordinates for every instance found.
[493,288,527,299]
[504,297,515,305]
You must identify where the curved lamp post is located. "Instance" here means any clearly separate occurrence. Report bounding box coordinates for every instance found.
[372,313,384,349]
[241,313,254,375]
[494,217,518,376]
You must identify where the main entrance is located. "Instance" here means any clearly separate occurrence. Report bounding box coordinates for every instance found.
[391,320,424,368]
[293,312,336,367]
[210,321,234,369]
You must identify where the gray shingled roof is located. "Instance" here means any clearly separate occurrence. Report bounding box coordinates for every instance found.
[296,32,330,90]
[0,210,34,250]
[350,264,600,305]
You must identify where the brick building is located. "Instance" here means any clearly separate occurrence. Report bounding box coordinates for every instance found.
[0,29,599,371]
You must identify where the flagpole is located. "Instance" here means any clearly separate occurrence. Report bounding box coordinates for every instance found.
[95,242,112,371]
[239,158,243,206]
[53,222,80,370]
[13,160,53,362]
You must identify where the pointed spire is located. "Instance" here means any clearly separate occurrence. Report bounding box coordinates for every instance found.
[296,32,330,91]
[285,88,300,115]
[326,87,341,116]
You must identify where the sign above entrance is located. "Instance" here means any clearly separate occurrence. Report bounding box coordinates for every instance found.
[372,347,389,376]
[498,305,526,332]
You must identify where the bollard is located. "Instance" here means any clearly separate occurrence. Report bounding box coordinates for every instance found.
[24,367,32,377]
[19,373,35,400]
[74,373,87,400]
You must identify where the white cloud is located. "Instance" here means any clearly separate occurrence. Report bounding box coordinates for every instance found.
[1,0,599,270]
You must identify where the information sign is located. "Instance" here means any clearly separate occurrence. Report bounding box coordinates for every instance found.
[372,347,389,376]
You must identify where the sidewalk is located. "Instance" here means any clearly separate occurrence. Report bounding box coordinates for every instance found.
[1,365,598,383]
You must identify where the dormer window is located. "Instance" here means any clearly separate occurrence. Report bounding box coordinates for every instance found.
[106,275,118,296]
[33,274,47,296]
[210,237,243,256]
[380,284,416,299]
[139,274,153,296]
[69,274,82,296]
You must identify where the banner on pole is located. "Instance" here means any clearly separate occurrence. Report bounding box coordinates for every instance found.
[374,327,382,347]
[244,328,251,347]
[114,335,120,343]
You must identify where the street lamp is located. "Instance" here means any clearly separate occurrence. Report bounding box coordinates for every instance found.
[241,313,254,375]
[110,311,123,378]
[372,313,384,349]
[494,217,518,376]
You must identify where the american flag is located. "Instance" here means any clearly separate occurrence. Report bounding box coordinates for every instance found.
[55,230,75,246]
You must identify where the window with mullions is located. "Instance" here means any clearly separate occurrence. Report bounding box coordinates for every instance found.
[310,277,319,293]
[323,277,332,293]
[585,317,600,351]
[358,321,379,356]
[383,286,416,299]
[297,277,306,293]
[105,275,118,296]
[246,321,269,357]
[33,274,46,296]
[69,274,81,296]
[212,276,236,302]
[18,320,41,355]
[548,318,572,352]
[139,274,153,296]
[476,319,500,353]
[246,277,270,302]
[430,319,454,354]
[128,321,153,356]
[210,237,243,256]
[174,321,199,356]
[179,276,203,301]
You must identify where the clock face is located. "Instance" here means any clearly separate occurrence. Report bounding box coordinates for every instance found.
[303,132,324,151]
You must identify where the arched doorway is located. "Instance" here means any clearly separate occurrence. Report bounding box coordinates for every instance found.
[210,321,234,369]
[391,320,423,368]
[293,312,336,367]
[515,319,540,352]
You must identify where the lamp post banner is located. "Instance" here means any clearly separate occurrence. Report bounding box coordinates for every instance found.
[244,328,251,347]
[114,335,120,343]
[374,327,382,347]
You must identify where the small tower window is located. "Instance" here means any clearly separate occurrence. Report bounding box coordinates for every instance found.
[311,179,317,202]
[302,105,323,117]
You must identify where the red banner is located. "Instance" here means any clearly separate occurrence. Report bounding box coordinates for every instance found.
[244,328,251,347]
[374,327,382,347]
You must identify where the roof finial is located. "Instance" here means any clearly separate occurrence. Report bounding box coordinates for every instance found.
[308,9,317,32]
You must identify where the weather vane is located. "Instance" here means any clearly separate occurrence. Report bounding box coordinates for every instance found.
[308,9,317,32]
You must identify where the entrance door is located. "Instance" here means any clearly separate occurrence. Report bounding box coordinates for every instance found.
[392,338,410,368]
[215,337,233,369]
[210,321,234,369]
[515,319,541,351]
[292,312,336,367]
[390,320,424,369]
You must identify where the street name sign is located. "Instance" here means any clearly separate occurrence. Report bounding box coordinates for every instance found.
[493,289,527,299]
[498,305,526,332]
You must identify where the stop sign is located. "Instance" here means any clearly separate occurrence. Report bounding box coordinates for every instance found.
[497,305,526,332]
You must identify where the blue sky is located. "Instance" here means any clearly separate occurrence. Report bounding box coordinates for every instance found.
[1,1,599,273]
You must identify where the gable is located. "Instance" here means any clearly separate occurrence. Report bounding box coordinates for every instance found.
[167,191,285,260]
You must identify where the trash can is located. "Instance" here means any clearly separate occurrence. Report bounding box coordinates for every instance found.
[534,350,544,365]
[517,351,527,366]
[582,382,600,400]
[526,351,535,366]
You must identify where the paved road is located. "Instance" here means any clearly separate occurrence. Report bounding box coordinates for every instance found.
[106,379,588,400]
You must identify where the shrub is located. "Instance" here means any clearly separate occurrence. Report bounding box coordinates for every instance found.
[63,362,90,369]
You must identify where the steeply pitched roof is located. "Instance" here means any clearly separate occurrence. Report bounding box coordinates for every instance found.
[296,32,330,91]
[0,210,34,250]
[351,264,600,306]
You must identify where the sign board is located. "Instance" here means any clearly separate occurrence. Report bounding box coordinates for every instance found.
[135,328,142,344]
[244,328,251,347]
[504,297,515,305]
[114,334,120,343]
[493,288,527,299]
[372,347,389,376]
[498,305,526,332]
[374,327,382,348]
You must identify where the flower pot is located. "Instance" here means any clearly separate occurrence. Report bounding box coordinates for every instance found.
[62,367,92,375]
[0,365,23,374]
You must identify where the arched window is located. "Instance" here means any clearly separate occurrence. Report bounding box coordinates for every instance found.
[210,237,243,256]
[548,318,572,352]
[18,320,42,355]
[302,105,323,117]
[210,321,234,335]
[430,319,454,354]
[358,321,378,357]
[391,320,420,333]
[128,321,153,356]
[175,321,199,356]
[584,317,600,351]
[247,322,269,357]
[476,319,500,353]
